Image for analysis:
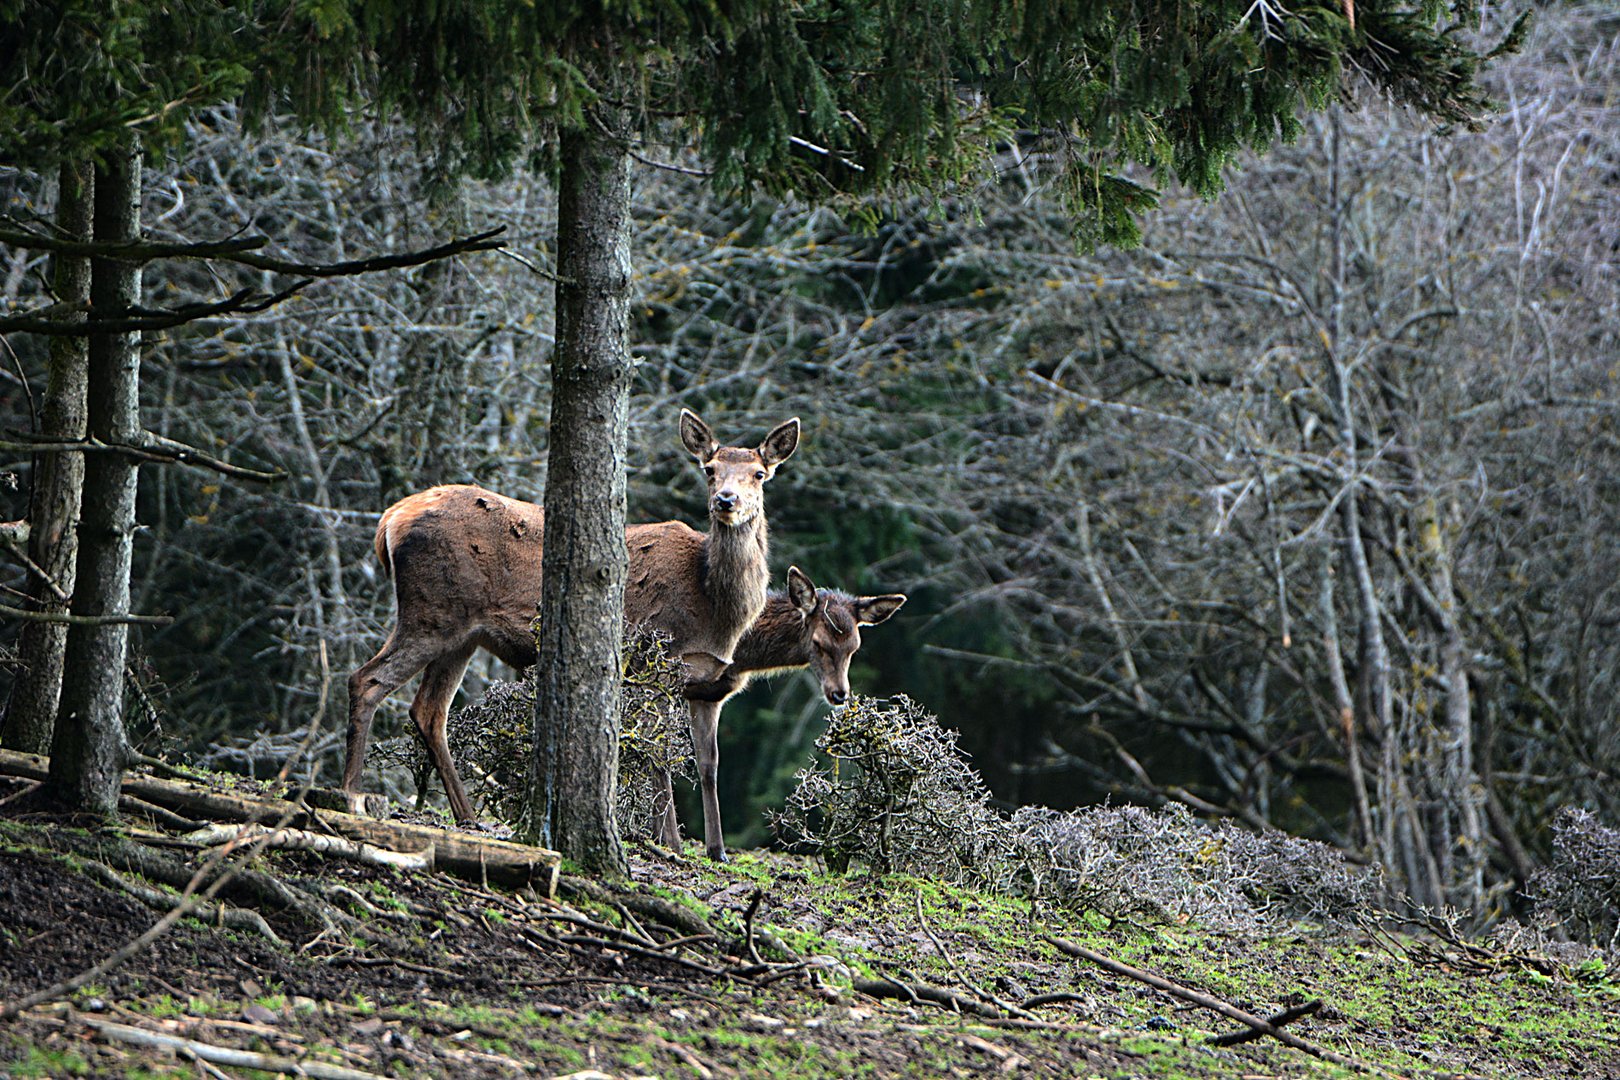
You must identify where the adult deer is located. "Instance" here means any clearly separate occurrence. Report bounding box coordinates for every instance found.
[340,409,799,835]
[658,565,906,856]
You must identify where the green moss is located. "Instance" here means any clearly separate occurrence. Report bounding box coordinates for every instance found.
[0,1043,91,1077]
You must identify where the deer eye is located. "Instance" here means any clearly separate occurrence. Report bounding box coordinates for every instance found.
[754,470,766,480]
[704,466,715,478]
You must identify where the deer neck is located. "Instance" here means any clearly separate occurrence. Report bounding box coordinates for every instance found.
[701,514,770,657]
[730,594,811,675]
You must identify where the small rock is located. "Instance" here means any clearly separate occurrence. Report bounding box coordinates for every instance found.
[705,882,756,908]
[241,1003,279,1025]
[353,1017,383,1035]
[807,955,852,981]
[741,1012,786,1034]
[238,979,262,999]
[383,1029,415,1051]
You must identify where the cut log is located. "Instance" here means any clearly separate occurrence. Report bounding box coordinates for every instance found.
[0,748,559,895]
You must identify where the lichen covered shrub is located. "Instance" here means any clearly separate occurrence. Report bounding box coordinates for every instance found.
[775,694,1377,931]
[383,625,692,838]
[771,695,1014,879]
[1528,807,1620,955]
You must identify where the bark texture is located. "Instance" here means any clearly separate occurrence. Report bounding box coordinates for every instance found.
[48,139,142,815]
[524,112,633,876]
[2,157,93,753]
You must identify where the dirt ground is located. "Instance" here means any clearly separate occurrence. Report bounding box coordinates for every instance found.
[3,804,1618,1079]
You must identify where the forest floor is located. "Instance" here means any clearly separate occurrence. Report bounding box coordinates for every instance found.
[2,801,1619,1079]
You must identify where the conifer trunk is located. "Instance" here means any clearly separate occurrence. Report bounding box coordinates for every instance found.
[47,138,142,815]
[524,111,632,877]
[2,157,93,753]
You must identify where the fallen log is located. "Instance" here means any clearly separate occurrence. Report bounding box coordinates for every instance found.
[0,748,559,895]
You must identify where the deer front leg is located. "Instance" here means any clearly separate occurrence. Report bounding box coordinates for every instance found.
[689,698,727,861]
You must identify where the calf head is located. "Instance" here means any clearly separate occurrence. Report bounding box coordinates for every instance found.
[786,565,907,706]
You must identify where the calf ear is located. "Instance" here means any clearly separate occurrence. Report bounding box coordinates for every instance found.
[759,417,800,468]
[855,593,907,626]
[787,566,817,614]
[680,408,718,462]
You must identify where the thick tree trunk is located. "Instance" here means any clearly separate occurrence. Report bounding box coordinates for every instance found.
[523,113,632,877]
[2,157,93,753]
[47,139,143,815]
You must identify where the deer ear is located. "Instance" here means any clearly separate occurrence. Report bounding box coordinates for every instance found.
[855,593,906,626]
[680,408,718,462]
[786,566,817,614]
[759,417,800,468]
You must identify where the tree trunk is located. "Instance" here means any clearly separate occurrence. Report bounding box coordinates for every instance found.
[2,157,93,753]
[47,138,143,815]
[523,112,632,877]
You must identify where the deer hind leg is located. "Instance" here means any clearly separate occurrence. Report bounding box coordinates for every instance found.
[410,643,479,825]
[689,698,727,861]
[342,633,438,808]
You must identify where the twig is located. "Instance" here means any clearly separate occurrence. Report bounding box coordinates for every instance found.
[0,279,315,335]
[38,1010,387,1080]
[1043,935,1392,1076]
[915,888,1035,1020]
[118,794,203,831]
[742,887,765,965]
[0,779,41,809]
[854,975,1005,1018]
[0,223,504,278]
[0,430,286,483]
[1209,999,1323,1046]
[956,1032,1029,1072]
[0,600,172,625]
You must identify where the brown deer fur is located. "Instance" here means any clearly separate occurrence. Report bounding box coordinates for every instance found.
[340,410,798,842]
[655,567,906,852]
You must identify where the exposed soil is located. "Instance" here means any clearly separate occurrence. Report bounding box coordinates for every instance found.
[3,799,1618,1079]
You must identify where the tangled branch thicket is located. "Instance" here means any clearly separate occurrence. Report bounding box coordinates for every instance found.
[773,695,1378,933]
[378,625,693,839]
[1526,809,1620,956]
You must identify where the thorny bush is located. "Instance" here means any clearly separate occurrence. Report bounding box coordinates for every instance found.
[774,695,1377,932]
[771,694,1011,878]
[1527,807,1620,956]
[380,625,693,838]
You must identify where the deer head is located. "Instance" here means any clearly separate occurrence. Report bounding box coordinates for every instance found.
[680,408,799,528]
[786,565,906,706]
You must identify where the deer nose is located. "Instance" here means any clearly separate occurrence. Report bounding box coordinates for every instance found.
[828,689,848,706]
[713,490,738,510]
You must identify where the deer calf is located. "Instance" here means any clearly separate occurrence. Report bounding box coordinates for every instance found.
[658,566,906,856]
[340,410,798,830]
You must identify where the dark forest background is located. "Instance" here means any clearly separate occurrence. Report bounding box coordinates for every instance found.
[3,2,1615,917]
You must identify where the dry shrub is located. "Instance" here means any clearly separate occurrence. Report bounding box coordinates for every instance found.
[381,624,693,838]
[771,695,1013,879]
[1527,807,1620,955]
[775,695,1376,932]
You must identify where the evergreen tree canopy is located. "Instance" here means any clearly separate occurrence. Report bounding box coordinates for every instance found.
[325,0,1517,244]
[0,1,249,166]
